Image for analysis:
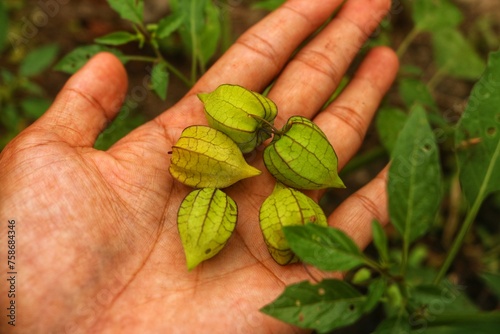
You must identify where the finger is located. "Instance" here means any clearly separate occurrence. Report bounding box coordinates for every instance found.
[314,46,399,169]
[328,166,389,249]
[34,53,127,147]
[269,0,392,125]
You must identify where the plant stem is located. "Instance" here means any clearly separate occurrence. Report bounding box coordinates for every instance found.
[396,27,420,58]
[427,67,447,92]
[125,55,192,87]
[433,193,483,284]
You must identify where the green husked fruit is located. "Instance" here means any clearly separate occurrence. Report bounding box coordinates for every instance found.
[259,182,328,265]
[198,84,278,153]
[264,116,345,190]
[178,188,238,270]
[169,126,261,188]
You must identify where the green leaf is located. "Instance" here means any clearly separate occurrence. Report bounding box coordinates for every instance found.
[412,0,463,31]
[252,0,286,11]
[107,0,143,25]
[408,283,477,313]
[283,224,366,271]
[363,278,386,313]
[422,319,500,334]
[388,104,442,243]
[456,50,500,206]
[95,31,139,45]
[19,80,44,96]
[0,104,20,129]
[261,279,366,333]
[94,107,145,150]
[19,44,59,77]
[375,107,408,153]
[177,188,237,270]
[150,62,169,101]
[432,28,486,80]
[54,45,128,74]
[20,98,51,119]
[372,220,389,264]
[481,272,500,299]
[0,1,8,53]
[376,107,408,154]
[399,78,436,110]
[157,12,185,39]
[373,315,410,334]
[177,0,221,70]
[197,1,221,67]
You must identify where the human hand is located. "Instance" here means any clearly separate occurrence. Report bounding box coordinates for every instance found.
[0,0,398,332]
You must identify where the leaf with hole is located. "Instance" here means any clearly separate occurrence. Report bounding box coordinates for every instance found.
[264,116,345,190]
[198,84,277,153]
[259,182,327,265]
[261,279,366,333]
[178,188,237,270]
[169,126,261,188]
[54,45,128,74]
[283,224,366,271]
[388,104,443,243]
[456,50,500,206]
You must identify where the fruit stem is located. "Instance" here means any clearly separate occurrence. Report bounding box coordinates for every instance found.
[247,114,282,136]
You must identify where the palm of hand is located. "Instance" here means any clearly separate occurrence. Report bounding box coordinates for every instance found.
[0,1,398,333]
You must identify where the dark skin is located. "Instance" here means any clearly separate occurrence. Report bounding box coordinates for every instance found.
[0,0,398,332]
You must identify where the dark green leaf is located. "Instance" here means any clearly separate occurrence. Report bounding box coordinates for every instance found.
[373,315,410,334]
[20,98,51,119]
[283,224,365,271]
[481,272,500,299]
[197,1,221,66]
[94,107,145,150]
[408,283,477,313]
[151,62,169,101]
[261,279,366,333]
[20,80,44,96]
[157,12,184,39]
[412,0,463,31]
[19,44,59,77]
[432,28,486,80]
[399,78,436,110]
[363,278,386,313]
[252,0,286,11]
[54,45,128,74]
[0,104,20,128]
[376,107,408,154]
[95,31,139,45]
[372,220,389,264]
[107,0,143,25]
[422,319,500,334]
[0,1,8,53]
[388,104,442,243]
[456,50,500,206]
[1,68,15,84]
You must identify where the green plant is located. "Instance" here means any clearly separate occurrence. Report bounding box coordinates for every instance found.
[261,0,500,332]
[0,2,60,149]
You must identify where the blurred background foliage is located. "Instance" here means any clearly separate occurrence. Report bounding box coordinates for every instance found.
[1,0,499,331]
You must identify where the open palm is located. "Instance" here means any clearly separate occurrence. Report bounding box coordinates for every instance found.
[0,0,399,333]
